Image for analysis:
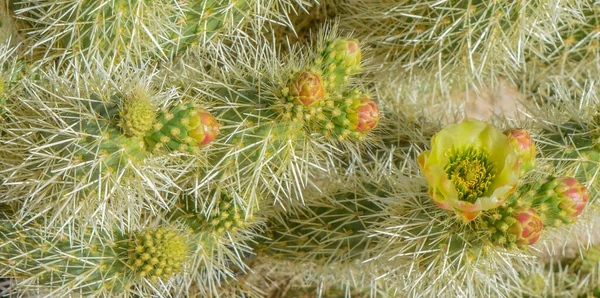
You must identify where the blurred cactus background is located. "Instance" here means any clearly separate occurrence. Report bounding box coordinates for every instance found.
[1,0,600,297]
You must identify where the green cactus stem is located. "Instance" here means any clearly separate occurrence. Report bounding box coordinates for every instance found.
[144,103,221,153]
[0,222,191,295]
[259,182,388,264]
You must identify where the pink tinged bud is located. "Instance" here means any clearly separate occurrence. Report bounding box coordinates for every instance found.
[188,109,220,146]
[556,177,589,217]
[510,208,543,246]
[504,129,536,170]
[289,71,326,106]
[355,98,380,133]
[331,38,362,68]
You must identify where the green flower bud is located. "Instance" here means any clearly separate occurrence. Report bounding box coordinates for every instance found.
[330,38,362,68]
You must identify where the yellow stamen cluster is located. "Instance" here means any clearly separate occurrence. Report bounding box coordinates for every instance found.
[444,146,496,203]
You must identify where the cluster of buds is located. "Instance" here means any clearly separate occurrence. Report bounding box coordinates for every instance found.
[280,38,380,140]
[144,103,220,153]
[421,120,589,249]
[484,176,589,248]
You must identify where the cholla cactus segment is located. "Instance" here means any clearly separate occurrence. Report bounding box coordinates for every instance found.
[0,62,181,230]
[534,2,600,69]
[169,192,253,235]
[9,0,183,63]
[0,221,192,296]
[176,0,251,51]
[8,0,315,64]
[418,118,520,221]
[145,103,220,153]
[262,180,389,264]
[118,87,158,138]
[504,129,537,174]
[517,246,600,297]
[336,0,534,83]
[127,227,190,280]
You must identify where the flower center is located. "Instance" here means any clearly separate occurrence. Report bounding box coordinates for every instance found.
[444,146,496,203]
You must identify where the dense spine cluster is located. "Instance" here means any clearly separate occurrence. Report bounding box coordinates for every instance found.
[1,1,600,297]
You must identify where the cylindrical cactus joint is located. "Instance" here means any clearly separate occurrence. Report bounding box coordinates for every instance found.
[127,227,190,281]
[288,71,326,106]
[119,87,157,138]
[170,193,252,236]
[555,177,589,218]
[508,208,543,247]
[504,129,536,174]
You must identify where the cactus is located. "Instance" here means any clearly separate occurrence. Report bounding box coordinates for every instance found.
[7,0,315,65]
[0,220,192,296]
[2,1,600,297]
[335,0,556,85]
[164,31,380,207]
[0,61,180,229]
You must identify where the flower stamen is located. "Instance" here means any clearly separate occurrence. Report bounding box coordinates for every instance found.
[444,146,496,203]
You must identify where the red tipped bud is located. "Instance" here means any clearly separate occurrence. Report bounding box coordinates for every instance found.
[189,109,220,146]
[355,98,380,133]
[509,208,543,246]
[556,177,589,217]
[289,71,325,106]
[504,129,536,173]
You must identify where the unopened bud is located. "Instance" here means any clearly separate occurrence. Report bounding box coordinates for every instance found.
[289,71,325,106]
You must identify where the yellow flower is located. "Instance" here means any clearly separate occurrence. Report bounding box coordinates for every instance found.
[417,119,520,221]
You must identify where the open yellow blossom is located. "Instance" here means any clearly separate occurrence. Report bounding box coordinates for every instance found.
[418,119,520,221]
